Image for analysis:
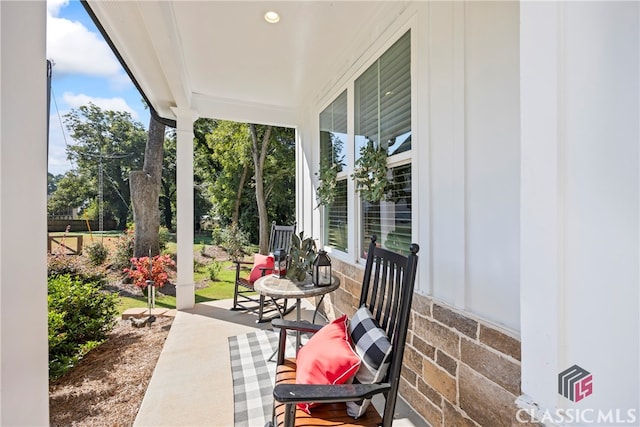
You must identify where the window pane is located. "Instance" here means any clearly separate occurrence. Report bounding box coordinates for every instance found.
[355,63,379,156]
[381,31,411,155]
[355,31,411,158]
[319,90,348,171]
[361,164,412,257]
[325,178,348,251]
[320,91,349,252]
[356,31,411,258]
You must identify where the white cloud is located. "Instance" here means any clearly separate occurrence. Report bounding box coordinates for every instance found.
[46,0,128,83]
[63,92,139,120]
[47,0,69,17]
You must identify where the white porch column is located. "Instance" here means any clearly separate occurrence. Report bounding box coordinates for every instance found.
[0,1,49,424]
[172,108,197,310]
[519,1,639,420]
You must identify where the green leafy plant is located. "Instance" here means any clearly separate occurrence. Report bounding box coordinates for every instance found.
[124,254,176,290]
[286,232,317,282]
[158,226,171,252]
[48,274,119,379]
[222,223,249,262]
[110,227,135,270]
[207,260,222,281]
[86,241,108,266]
[211,227,224,246]
[315,156,339,207]
[351,140,390,203]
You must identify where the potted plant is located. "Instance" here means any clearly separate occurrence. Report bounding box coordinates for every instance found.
[286,232,317,282]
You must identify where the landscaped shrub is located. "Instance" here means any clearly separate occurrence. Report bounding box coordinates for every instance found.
[86,241,109,266]
[211,227,223,246]
[221,223,249,262]
[124,254,176,291]
[110,227,135,270]
[207,260,222,281]
[48,274,119,379]
[158,226,171,252]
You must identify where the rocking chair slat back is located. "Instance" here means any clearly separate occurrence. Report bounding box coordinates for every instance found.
[359,235,420,427]
[269,221,296,253]
[359,240,411,341]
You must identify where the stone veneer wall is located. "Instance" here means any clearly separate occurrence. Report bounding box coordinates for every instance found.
[316,257,530,427]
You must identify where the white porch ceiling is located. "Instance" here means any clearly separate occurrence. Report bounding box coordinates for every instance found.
[84,1,409,127]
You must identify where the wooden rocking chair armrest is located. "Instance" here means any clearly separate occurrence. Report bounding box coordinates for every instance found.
[272,319,323,364]
[233,260,254,267]
[271,318,324,334]
[273,383,390,404]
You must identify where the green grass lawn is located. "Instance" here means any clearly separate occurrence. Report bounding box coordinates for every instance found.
[49,230,255,314]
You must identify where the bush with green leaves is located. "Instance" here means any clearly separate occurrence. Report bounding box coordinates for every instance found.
[86,241,109,266]
[110,227,135,270]
[158,226,171,252]
[207,260,222,281]
[48,274,119,379]
[211,227,224,246]
[222,223,249,262]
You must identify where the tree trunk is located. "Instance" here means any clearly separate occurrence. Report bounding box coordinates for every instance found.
[249,124,271,254]
[130,116,166,257]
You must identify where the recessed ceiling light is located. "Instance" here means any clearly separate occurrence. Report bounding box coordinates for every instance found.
[264,11,280,24]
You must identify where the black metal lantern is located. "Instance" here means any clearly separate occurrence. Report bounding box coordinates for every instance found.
[312,249,332,286]
[273,248,288,278]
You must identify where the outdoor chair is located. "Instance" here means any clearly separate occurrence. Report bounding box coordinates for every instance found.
[232,221,296,323]
[267,235,420,427]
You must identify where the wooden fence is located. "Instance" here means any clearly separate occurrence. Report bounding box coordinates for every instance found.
[47,219,117,232]
[47,235,83,255]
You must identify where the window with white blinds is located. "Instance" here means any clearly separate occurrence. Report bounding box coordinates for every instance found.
[355,31,411,158]
[320,90,348,251]
[318,30,412,257]
[324,179,348,251]
[356,31,412,256]
[319,90,348,172]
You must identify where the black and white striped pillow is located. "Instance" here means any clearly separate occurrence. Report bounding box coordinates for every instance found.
[347,306,393,418]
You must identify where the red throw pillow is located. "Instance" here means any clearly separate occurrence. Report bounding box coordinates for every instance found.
[295,314,361,414]
[248,254,274,283]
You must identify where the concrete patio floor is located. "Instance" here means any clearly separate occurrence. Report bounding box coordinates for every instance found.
[133,298,427,427]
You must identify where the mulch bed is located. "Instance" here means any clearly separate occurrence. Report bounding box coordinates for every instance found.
[49,316,173,427]
[49,243,235,426]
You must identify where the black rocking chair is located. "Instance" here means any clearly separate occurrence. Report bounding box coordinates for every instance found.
[232,221,296,323]
[268,235,420,427]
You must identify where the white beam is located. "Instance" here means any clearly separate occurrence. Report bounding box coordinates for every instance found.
[0,1,49,424]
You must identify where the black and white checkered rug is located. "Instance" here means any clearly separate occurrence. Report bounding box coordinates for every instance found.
[229,330,294,427]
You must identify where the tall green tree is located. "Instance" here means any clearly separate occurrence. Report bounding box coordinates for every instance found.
[63,103,147,229]
[48,173,62,195]
[160,132,177,231]
[47,171,93,216]
[193,120,295,250]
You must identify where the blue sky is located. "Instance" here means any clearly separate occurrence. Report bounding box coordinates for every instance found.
[47,0,150,175]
